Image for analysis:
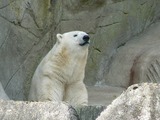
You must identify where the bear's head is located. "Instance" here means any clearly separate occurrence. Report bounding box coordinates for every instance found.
[56,31,90,49]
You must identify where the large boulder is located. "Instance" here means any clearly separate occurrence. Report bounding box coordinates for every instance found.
[96,83,160,120]
[0,100,71,120]
[0,100,106,120]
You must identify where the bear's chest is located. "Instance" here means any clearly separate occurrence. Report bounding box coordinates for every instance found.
[62,58,85,83]
[41,49,87,83]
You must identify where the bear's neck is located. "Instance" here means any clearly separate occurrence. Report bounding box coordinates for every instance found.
[51,44,88,68]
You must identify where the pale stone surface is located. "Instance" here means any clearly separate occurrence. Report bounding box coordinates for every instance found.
[0,100,70,120]
[0,100,106,120]
[107,21,160,88]
[96,83,160,120]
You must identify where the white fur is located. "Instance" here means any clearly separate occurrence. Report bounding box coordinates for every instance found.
[28,31,89,106]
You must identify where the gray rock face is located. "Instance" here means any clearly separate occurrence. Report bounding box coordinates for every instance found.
[0,0,160,101]
[0,0,54,100]
[0,100,105,120]
[130,47,160,85]
[0,82,9,100]
[107,21,160,88]
[96,83,160,120]
[76,106,106,120]
[0,100,70,120]
[87,86,125,106]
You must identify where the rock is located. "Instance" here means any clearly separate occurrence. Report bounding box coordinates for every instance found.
[96,83,160,120]
[0,0,160,101]
[0,100,70,120]
[106,21,160,88]
[1,83,160,120]
[0,100,106,120]
[87,86,125,106]
[130,47,160,85]
[0,0,54,100]
[76,106,106,120]
[0,82,9,100]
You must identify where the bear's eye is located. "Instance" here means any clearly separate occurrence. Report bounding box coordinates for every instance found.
[73,34,77,37]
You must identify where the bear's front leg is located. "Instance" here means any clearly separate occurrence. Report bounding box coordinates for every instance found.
[63,81,88,106]
[37,77,65,102]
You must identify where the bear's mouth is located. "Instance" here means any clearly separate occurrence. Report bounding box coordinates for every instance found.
[79,41,90,46]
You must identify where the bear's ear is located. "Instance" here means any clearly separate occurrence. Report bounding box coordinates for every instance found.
[56,33,63,44]
[56,33,63,40]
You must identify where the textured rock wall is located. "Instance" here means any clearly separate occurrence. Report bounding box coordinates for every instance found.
[96,83,160,120]
[0,0,160,100]
[107,21,160,88]
[76,106,105,120]
[0,0,55,100]
[0,82,9,100]
[0,100,70,120]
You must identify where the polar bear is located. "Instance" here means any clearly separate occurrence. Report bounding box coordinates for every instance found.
[28,31,90,106]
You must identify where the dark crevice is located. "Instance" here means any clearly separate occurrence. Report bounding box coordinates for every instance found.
[25,2,41,29]
[4,41,36,90]
[4,66,21,90]
[116,9,129,15]
[140,1,147,6]
[0,36,7,50]
[98,22,120,28]
[0,29,11,50]
[0,0,15,9]
[18,25,40,38]
[133,86,138,90]
[50,0,57,5]
[93,46,101,53]
[0,13,39,38]
[111,0,125,3]
[117,42,126,49]
[61,18,81,22]
[69,106,80,120]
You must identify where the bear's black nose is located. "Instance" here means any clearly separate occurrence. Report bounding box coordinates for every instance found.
[83,35,90,42]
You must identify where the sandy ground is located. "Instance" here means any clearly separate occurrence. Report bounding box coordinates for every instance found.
[87,86,126,106]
